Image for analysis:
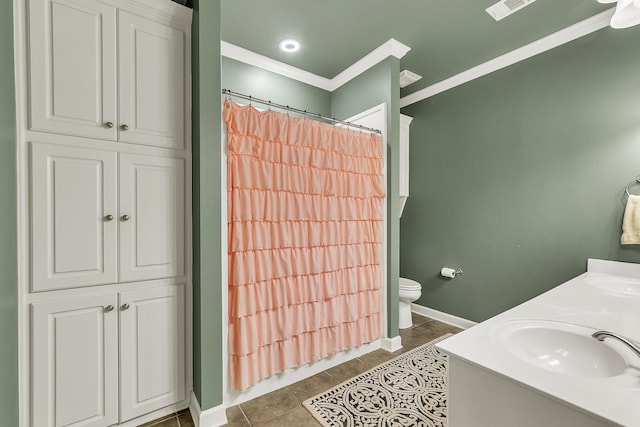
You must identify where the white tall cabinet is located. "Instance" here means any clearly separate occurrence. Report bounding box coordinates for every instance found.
[18,0,192,426]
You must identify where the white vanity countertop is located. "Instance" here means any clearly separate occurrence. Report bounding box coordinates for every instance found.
[436,258,640,427]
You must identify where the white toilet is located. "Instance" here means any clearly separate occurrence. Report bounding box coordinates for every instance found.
[399,277,422,329]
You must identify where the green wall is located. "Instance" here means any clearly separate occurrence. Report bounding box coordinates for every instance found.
[400,27,640,322]
[222,57,331,116]
[192,0,223,410]
[332,58,401,337]
[193,4,334,411]
[0,2,18,425]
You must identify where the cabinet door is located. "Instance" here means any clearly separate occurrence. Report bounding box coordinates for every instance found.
[28,0,117,139]
[32,295,119,427]
[118,11,185,149]
[119,285,185,421]
[119,154,185,282]
[31,143,118,291]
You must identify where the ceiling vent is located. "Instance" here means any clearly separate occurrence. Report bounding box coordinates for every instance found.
[486,0,537,21]
[399,70,422,88]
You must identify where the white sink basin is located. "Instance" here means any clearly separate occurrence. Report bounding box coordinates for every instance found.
[583,275,640,297]
[495,320,628,378]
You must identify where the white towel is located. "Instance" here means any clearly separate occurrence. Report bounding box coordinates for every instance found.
[621,195,640,244]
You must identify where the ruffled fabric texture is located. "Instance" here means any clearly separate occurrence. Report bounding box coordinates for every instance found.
[225,101,384,391]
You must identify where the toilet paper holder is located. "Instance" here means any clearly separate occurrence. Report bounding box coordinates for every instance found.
[441,267,463,279]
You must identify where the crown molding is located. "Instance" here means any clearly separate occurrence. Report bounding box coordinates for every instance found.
[221,41,333,90]
[106,0,192,26]
[221,8,614,103]
[400,8,615,108]
[221,38,411,92]
[328,38,411,91]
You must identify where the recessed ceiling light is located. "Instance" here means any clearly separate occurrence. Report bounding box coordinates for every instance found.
[279,39,300,53]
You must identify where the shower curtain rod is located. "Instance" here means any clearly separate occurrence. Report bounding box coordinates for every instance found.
[222,89,382,135]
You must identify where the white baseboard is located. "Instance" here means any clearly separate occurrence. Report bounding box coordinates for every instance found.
[380,335,403,352]
[224,339,381,406]
[411,304,477,330]
[190,391,228,427]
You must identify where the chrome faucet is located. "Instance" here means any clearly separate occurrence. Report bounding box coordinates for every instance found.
[592,331,640,358]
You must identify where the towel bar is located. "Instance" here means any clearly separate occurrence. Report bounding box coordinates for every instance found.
[625,176,640,196]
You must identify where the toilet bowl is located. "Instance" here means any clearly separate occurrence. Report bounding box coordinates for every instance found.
[399,277,422,329]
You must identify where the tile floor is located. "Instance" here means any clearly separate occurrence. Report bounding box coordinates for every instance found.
[142,314,462,427]
[140,409,194,427]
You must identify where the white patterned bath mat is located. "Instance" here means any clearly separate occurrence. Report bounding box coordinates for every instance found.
[303,334,451,427]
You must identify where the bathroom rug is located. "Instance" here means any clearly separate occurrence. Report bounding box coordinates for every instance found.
[303,334,450,427]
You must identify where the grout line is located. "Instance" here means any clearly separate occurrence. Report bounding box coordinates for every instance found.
[143,414,177,427]
[176,414,181,427]
[323,369,340,383]
[286,384,304,405]
[238,405,252,426]
[271,406,302,423]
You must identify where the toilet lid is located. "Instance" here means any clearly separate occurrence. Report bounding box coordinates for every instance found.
[399,277,421,290]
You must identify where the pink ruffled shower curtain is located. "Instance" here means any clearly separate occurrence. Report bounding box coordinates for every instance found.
[224,101,384,391]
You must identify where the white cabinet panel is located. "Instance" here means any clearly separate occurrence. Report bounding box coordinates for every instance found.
[399,114,412,218]
[119,154,185,282]
[31,143,118,291]
[399,114,412,198]
[118,11,185,149]
[119,285,185,421]
[28,0,117,139]
[32,295,118,427]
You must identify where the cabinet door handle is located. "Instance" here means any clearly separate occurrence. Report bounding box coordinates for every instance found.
[104,121,114,129]
[120,214,130,222]
[120,124,129,131]
[104,214,114,221]
[121,303,130,311]
[104,305,114,313]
